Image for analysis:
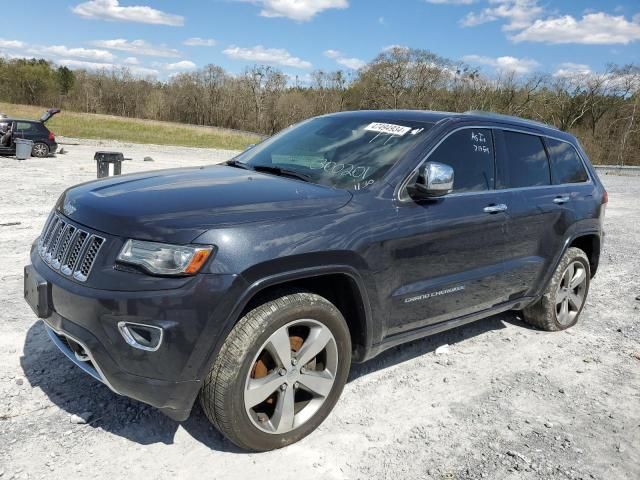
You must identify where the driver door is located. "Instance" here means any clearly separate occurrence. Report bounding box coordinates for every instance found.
[382,127,511,336]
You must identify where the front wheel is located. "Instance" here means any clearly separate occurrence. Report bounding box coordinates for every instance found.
[200,291,352,451]
[522,247,590,331]
[32,142,50,158]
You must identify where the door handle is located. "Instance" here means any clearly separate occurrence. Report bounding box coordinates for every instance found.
[553,196,570,204]
[483,204,508,213]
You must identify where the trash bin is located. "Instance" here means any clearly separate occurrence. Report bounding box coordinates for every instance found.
[94,151,125,178]
[15,139,34,160]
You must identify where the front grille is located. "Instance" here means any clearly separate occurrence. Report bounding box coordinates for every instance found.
[38,212,105,282]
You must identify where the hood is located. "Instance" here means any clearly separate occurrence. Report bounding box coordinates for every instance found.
[57,165,352,244]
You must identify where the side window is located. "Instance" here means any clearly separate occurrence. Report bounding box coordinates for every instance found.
[499,131,550,188]
[15,122,33,132]
[545,138,589,184]
[428,128,495,193]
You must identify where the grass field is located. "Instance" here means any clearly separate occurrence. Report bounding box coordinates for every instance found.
[0,103,261,150]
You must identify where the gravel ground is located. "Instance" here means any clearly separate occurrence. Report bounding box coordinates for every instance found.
[0,141,638,480]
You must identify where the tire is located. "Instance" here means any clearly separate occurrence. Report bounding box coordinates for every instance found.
[200,291,352,451]
[32,142,49,158]
[522,247,590,331]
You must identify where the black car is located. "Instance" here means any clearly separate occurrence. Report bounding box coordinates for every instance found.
[0,109,60,158]
[24,110,606,451]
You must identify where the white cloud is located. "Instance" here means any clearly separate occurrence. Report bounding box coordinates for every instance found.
[461,0,544,31]
[164,60,197,70]
[0,40,117,63]
[223,45,312,69]
[553,62,593,78]
[323,49,341,59]
[72,0,183,26]
[463,54,540,74]
[123,56,139,64]
[245,0,348,21]
[323,49,365,70]
[30,45,116,62]
[427,0,475,4]
[382,44,410,52]
[57,58,159,76]
[0,39,25,49]
[336,57,366,70]
[511,12,640,45]
[91,39,180,57]
[183,37,217,47]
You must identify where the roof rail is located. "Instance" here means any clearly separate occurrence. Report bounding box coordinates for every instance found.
[463,110,558,131]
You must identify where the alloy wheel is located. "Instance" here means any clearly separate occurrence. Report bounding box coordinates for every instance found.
[32,143,48,157]
[244,319,338,434]
[555,260,587,326]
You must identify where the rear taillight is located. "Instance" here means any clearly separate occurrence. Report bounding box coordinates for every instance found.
[603,190,608,204]
[48,131,55,141]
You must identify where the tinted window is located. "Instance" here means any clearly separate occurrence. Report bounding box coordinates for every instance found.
[428,128,494,192]
[15,122,34,131]
[546,138,588,184]
[501,131,550,188]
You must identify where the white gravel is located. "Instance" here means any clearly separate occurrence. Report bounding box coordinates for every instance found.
[0,140,638,480]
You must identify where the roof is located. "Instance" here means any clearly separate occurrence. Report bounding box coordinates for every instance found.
[1,118,41,123]
[324,109,568,139]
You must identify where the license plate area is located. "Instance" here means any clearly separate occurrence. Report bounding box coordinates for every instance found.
[24,265,52,318]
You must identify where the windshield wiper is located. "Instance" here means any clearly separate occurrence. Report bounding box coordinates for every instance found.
[225,159,253,170]
[252,165,312,183]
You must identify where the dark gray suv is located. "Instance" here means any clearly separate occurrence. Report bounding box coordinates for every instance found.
[24,110,606,451]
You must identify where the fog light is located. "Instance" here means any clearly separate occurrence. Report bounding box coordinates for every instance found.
[117,322,163,352]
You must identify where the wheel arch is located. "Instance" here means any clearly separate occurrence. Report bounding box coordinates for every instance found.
[197,264,377,384]
[568,233,601,277]
[236,266,374,363]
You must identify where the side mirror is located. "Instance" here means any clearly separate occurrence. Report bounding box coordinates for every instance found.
[410,162,454,198]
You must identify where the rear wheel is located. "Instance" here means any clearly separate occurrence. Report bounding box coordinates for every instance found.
[199,291,351,451]
[522,247,590,331]
[32,142,49,158]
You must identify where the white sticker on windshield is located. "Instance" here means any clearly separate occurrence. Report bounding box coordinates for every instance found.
[365,122,412,137]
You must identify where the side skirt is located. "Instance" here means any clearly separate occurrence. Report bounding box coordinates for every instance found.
[363,296,535,361]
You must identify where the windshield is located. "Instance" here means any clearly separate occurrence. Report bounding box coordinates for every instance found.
[234,115,433,190]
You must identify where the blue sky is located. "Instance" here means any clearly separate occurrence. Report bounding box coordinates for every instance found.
[3,1,640,80]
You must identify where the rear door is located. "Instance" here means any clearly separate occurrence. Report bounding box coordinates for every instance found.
[384,127,511,336]
[494,129,573,299]
[14,121,39,142]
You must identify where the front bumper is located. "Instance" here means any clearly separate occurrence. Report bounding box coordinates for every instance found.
[25,249,245,421]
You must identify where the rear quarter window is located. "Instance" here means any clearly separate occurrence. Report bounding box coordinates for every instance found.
[545,138,589,184]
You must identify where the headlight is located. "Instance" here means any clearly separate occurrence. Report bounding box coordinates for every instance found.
[117,240,213,276]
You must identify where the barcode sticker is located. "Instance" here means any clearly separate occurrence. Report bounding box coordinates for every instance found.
[365,122,412,136]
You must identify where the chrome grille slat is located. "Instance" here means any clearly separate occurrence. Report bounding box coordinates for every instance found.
[51,225,76,269]
[61,231,88,275]
[38,212,105,282]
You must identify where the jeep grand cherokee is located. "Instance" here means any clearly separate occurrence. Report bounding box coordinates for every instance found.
[24,110,606,451]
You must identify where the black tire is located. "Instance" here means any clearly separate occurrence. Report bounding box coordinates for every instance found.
[522,247,590,331]
[32,142,49,158]
[199,291,352,451]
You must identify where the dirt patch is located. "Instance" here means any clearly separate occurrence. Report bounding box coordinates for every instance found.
[0,145,638,479]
